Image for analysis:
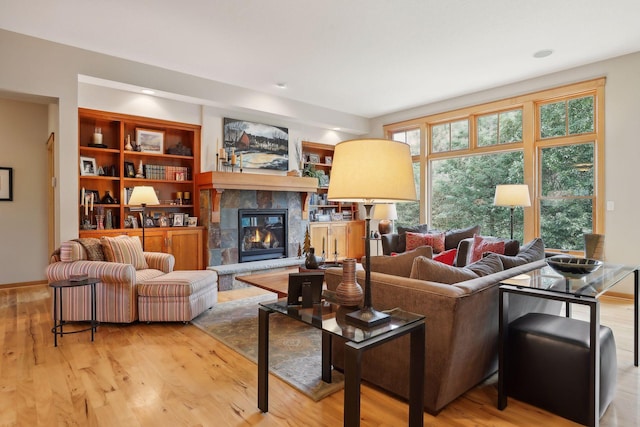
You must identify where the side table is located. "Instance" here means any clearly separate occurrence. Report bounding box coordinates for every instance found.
[49,277,100,347]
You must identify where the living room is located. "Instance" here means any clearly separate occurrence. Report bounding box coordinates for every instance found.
[1,2,640,425]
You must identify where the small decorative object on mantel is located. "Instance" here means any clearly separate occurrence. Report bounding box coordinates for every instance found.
[336,258,363,307]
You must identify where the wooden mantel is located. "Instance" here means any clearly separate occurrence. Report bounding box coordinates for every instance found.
[195,171,318,222]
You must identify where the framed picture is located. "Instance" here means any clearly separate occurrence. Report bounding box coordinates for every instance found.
[0,167,13,201]
[223,118,289,171]
[144,216,156,227]
[136,128,164,153]
[172,213,184,227]
[324,156,332,165]
[81,189,100,205]
[187,216,198,227]
[158,215,169,227]
[124,162,136,178]
[308,153,321,164]
[80,156,97,176]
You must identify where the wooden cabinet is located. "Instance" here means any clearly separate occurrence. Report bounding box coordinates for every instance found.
[309,220,365,261]
[302,141,358,221]
[78,228,205,270]
[77,108,204,269]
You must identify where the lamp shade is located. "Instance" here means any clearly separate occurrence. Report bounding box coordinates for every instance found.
[494,184,531,207]
[327,139,416,203]
[373,203,398,220]
[128,186,160,206]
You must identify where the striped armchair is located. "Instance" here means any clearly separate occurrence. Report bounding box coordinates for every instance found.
[47,238,175,323]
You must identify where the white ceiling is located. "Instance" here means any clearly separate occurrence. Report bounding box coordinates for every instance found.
[1,0,640,118]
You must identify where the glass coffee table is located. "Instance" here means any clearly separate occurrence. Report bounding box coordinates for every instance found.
[497,262,639,427]
[258,300,425,427]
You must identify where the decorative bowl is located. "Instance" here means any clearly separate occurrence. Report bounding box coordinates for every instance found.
[547,256,602,278]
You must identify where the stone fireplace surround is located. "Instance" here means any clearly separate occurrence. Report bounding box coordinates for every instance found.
[196,172,318,267]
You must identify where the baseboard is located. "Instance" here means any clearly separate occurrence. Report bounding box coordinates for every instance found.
[0,280,47,290]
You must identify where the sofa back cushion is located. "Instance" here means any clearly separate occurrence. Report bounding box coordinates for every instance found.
[101,235,149,270]
[496,238,545,269]
[60,240,88,262]
[444,225,481,251]
[410,252,504,284]
[369,245,433,278]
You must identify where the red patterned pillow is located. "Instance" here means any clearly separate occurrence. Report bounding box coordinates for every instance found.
[470,234,506,263]
[433,248,457,266]
[405,231,445,253]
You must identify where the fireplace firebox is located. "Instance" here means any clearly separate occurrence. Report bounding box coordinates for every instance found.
[238,209,288,262]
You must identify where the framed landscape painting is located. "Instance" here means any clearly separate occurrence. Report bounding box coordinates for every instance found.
[223,118,289,171]
[0,167,13,201]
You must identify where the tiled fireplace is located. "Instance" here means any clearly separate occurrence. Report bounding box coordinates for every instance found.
[238,208,288,262]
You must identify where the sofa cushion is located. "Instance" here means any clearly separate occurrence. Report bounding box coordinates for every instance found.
[433,248,457,265]
[369,245,433,278]
[409,256,478,284]
[60,240,86,262]
[405,231,445,253]
[397,224,430,252]
[470,235,506,263]
[465,253,505,277]
[496,238,545,269]
[101,235,149,270]
[444,225,480,250]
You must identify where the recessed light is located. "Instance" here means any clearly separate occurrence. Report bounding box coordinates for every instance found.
[533,49,553,59]
[141,89,155,95]
[332,127,341,131]
[276,82,287,89]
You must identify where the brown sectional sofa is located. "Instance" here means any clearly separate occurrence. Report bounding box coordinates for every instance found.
[325,239,561,415]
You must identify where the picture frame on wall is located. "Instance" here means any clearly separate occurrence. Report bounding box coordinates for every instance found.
[0,167,13,201]
[223,118,289,171]
[80,156,97,176]
[136,128,164,153]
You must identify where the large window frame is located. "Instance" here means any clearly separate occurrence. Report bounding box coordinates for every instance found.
[383,78,605,251]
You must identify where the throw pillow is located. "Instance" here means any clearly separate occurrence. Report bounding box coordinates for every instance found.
[470,234,506,263]
[433,248,457,266]
[496,238,545,269]
[444,225,481,250]
[465,253,504,277]
[369,245,433,278]
[100,235,149,270]
[409,256,479,284]
[405,231,445,253]
[397,224,429,252]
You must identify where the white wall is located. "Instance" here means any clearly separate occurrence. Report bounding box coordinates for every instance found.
[370,51,640,294]
[0,98,49,284]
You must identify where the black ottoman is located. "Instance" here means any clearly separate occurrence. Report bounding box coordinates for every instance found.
[506,312,617,425]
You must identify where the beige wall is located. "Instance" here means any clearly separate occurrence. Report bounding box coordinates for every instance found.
[370,51,640,294]
[0,98,49,284]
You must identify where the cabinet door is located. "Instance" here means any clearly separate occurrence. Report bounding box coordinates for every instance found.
[166,229,203,270]
[309,223,330,257]
[329,223,348,260]
[346,220,365,259]
[140,229,165,253]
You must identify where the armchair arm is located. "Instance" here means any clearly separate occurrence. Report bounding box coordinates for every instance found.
[46,260,135,284]
[144,252,175,273]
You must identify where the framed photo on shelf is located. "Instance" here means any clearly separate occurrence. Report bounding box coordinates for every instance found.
[308,153,321,164]
[136,128,164,153]
[0,167,13,201]
[172,213,184,227]
[80,156,97,176]
[324,156,332,165]
[124,162,136,178]
[187,217,198,227]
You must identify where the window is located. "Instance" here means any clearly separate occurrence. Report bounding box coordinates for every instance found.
[431,152,525,239]
[431,120,469,153]
[391,129,421,228]
[384,78,604,251]
[477,109,522,146]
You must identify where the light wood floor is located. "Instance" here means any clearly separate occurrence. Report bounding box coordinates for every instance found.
[0,284,637,426]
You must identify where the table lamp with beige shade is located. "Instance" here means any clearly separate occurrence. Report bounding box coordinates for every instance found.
[128,186,160,250]
[328,138,416,328]
[373,203,398,235]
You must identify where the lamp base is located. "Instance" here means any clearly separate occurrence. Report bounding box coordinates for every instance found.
[378,220,392,235]
[346,306,391,328]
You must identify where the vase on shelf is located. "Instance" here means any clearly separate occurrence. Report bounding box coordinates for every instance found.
[101,190,115,204]
[336,258,363,307]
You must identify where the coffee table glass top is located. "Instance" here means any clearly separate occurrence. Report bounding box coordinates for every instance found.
[501,262,639,297]
[260,300,424,343]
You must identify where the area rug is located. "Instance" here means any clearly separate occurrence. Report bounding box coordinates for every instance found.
[191,293,345,401]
